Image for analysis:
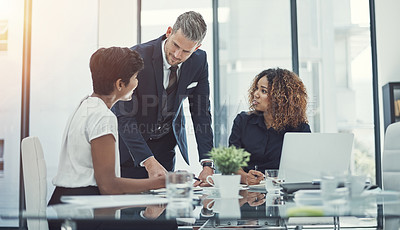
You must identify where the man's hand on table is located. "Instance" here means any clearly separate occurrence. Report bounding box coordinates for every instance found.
[143,156,168,178]
[194,166,213,187]
[143,204,166,219]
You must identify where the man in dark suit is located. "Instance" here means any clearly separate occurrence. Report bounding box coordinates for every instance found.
[112,11,213,186]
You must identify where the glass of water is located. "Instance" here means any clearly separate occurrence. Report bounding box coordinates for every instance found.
[166,171,193,205]
[265,169,283,194]
[320,171,350,215]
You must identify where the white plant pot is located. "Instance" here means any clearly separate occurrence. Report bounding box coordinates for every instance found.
[209,174,241,198]
[213,198,241,219]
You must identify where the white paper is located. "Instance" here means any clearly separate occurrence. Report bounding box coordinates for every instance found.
[60,194,168,208]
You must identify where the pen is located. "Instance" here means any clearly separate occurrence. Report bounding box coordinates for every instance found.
[254,165,259,178]
[193,175,201,181]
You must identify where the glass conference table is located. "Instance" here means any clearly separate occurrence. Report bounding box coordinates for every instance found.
[3,185,400,230]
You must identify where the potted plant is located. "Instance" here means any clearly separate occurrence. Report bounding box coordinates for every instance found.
[206,146,250,198]
[209,146,250,175]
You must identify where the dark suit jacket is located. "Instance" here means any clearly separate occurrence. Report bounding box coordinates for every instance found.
[112,34,213,166]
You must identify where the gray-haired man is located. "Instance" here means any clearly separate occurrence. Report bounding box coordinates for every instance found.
[113,11,214,186]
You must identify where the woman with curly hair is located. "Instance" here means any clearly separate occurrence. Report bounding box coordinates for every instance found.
[228,68,311,185]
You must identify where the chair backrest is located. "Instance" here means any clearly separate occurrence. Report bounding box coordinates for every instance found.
[21,136,48,230]
[382,122,400,191]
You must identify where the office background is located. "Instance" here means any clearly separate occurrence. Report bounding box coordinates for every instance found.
[0,0,399,228]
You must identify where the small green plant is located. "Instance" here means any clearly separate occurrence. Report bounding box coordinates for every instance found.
[209,146,250,175]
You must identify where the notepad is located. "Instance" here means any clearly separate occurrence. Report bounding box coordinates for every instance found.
[150,187,203,194]
[60,194,167,208]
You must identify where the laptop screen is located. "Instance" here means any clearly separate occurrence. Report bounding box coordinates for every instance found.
[278,133,354,183]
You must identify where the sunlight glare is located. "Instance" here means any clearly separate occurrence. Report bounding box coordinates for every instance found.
[0,0,11,18]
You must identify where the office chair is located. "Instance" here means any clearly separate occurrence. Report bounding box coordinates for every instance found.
[382,122,400,230]
[382,121,400,191]
[21,136,49,230]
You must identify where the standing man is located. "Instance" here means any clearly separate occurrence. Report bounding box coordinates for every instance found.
[112,11,213,186]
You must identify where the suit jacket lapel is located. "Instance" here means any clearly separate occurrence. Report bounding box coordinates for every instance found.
[174,58,195,111]
[152,36,165,115]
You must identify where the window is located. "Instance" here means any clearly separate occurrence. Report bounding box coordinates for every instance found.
[297,0,375,181]
[216,0,292,146]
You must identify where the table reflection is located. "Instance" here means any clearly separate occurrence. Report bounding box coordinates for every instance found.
[14,188,400,230]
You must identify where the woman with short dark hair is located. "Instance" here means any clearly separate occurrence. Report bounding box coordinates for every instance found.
[49,47,165,205]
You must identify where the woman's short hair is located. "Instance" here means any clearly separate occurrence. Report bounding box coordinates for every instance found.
[248,68,308,131]
[90,47,144,95]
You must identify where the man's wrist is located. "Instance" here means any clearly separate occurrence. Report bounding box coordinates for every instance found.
[200,160,214,169]
[142,156,155,167]
[139,210,148,219]
[200,159,213,163]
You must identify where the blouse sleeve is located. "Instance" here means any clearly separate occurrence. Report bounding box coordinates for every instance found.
[228,113,245,148]
[298,123,312,132]
[88,112,118,142]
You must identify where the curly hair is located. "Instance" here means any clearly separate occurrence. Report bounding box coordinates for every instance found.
[248,68,308,131]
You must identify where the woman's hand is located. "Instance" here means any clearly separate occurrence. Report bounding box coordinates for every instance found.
[239,190,265,207]
[246,170,264,185]
[246,192,266,207]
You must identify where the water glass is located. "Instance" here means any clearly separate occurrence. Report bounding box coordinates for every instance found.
[320,172,349,206]
[265,193,284,206]
[166,202,193,219]
[348,175,367,198]
[166,171,193,205]
[265,169,283,194]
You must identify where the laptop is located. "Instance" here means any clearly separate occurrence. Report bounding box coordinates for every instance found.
[278,133,354,193]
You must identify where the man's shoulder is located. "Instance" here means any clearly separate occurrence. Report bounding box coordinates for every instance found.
[130,35,164,55]
[182,49,207,69]
[190,48,206,59]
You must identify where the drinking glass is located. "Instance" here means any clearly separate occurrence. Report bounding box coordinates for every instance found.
[320,171,350,215]
[265,169,283,194]
[166,171,193,205]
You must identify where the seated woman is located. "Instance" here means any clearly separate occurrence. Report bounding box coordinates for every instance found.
[49,47,165,205]
[229,68,311,185]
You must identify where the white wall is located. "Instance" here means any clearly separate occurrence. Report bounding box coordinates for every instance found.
[376,0,400,85]
[0,0,24,227]
[375,0,400,140]
[98,0,137,48]
[29,0,99,200]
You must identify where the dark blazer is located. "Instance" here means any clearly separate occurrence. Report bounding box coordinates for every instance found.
[229,111,311,172]
[112,34,213,166]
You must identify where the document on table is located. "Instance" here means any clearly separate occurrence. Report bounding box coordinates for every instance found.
[150,187,203,194]
[293,189,322,206]
[248,180,265,190]
[60,194,167,208]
